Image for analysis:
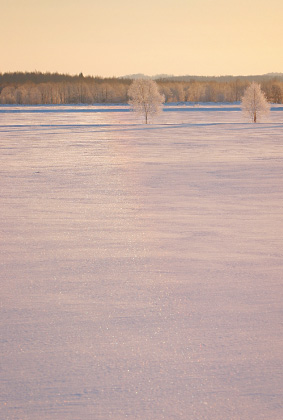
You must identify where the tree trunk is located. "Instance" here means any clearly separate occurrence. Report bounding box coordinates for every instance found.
[254,112,257,123]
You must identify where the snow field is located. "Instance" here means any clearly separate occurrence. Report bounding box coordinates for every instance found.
[0,105,282,420]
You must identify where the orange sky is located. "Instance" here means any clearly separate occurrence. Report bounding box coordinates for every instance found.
[2,0,283,77]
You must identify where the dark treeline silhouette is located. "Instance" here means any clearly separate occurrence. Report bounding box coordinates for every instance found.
[0,72,282,104]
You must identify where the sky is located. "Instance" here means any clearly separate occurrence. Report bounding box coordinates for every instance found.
[1,0,283,77]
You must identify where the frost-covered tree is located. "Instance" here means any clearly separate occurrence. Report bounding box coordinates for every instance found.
[241,82,270,123]
[128,79,164,124]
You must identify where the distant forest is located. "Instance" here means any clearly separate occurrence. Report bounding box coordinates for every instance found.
[0,72,283,104]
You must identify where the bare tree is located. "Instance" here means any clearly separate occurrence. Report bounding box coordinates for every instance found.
[241,82,270,123]
[128,79,164,124]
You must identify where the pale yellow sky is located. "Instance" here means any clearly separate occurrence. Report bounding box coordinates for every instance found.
[1,0,283,77]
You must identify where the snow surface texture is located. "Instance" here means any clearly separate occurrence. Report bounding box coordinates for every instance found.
[0,105,283,420]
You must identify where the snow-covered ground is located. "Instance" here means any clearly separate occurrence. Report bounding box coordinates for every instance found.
[1,105,283,419]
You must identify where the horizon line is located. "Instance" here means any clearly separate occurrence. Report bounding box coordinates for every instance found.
[1,70,282,79]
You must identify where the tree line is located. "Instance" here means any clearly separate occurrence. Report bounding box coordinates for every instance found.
[0,72,282,104]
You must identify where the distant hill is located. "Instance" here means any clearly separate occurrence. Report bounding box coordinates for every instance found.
[120,74,151,80]
[120,73,283,82]
[265,73,283,77]
[120,73,174,80]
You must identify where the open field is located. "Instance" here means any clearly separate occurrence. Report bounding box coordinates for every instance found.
[1,105,283,419]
